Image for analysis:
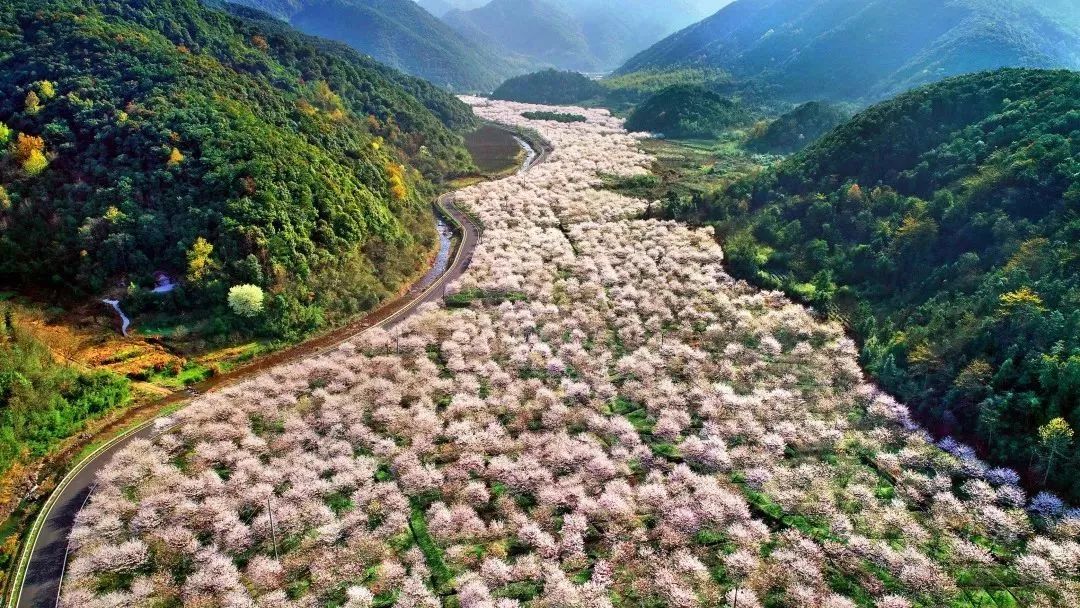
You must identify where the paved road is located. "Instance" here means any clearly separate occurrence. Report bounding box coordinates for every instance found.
[14,133,550,608]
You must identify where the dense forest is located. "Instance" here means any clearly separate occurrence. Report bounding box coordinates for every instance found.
[0,0,479,341]
[617,0,1080,103]
[625,84,749,139]
[745,101,850,154]
[492,69,605,105]
[675,69,1080,499]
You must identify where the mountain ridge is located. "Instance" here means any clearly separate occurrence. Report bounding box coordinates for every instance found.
[227,0,529,90]
[616,0,1080,102]
[444,0,731,72]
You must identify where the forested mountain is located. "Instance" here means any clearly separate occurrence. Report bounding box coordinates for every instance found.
[0,0,478,338]
[492,69,606,105]
[444,0,730,72]
[617,0,1080,102]
[625,85,749,138]
[679,69,1080,499]
[226,0,528,90]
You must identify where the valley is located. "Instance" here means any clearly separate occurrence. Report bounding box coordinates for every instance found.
[1,1,1078,607]
[13,128,546,608]
[52,100,1080,608]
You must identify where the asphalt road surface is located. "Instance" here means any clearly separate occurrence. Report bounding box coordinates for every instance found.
[14,133,549,608]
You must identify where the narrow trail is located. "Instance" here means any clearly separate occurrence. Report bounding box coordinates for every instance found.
[10,133,550,608]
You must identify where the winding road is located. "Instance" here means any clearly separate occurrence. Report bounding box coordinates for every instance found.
[11,132,549,608]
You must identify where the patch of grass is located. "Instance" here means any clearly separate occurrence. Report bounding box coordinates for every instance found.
[649,442,681,460]
[625,409,655,434]
[148,362,213,389]
[409,500,454,595]
[495,580,543,601]
[324,490,354,516]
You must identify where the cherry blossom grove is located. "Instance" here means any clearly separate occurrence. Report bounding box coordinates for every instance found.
[61,99,1079,608]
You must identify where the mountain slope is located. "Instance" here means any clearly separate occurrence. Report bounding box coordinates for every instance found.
[745,101,850,154]
[414,0,453,17]
[684,68,1080,499]
[617,0,1080,102]
[548,0,732,70]
[0,0,475,338]
[228,0,528,90]
[444,0,730,72]
[443,0,595,72]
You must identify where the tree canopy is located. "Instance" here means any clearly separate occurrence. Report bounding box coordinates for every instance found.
[625,85,749,139]
[675,68,1080,499]
[0,0,478,339]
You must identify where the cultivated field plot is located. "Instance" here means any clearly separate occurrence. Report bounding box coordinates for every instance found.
[62,101,1078,608]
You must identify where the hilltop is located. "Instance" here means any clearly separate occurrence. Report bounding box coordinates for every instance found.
[491,69,606,105]
[745,101,850,154]
[625,85,749,139]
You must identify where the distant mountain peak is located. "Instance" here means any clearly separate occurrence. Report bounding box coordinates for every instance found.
[616,0,1080,102]
[442,0,733,72]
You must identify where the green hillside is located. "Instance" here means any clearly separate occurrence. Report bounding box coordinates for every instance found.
[680,69,1080,499]
[0,322,130,503]
[227,0,528,91]
[491,69,605,105]
[0,0,476,339]
[625,84,749,138]
[616,0,1080,102]
[746,101,850,154]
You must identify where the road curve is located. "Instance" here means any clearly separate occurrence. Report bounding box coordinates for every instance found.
[12,133,550,608]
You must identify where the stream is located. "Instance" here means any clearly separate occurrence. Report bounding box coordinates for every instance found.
[514,135,537,173]
[411,132,535,295]
[101,299,130,336]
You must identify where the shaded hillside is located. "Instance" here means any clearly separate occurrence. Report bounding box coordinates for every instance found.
[221,3,479,132]
[414,0,453,17]
[444,0,730,72]
[228,0,528,90]
[443,0,595,72]
[746,101,850,154]
[625,85,749,138]
[679,69,1080,499]
[0,0,475,338]
[617,0,1080,102]
[548,0,732,70]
